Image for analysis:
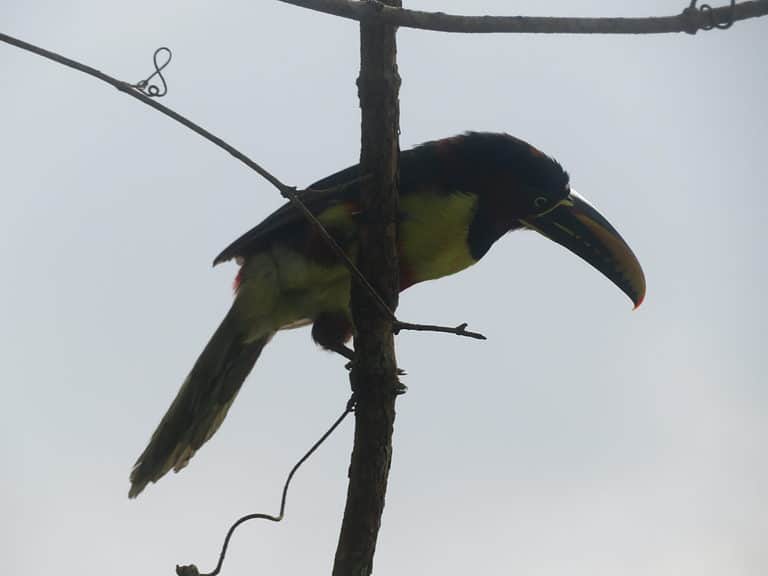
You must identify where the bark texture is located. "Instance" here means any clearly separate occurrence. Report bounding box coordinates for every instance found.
[276,0,768,35]
[331,2,402,575]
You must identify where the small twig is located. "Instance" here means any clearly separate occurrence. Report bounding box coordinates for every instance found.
[0,31,483,342]
[280,185,397,322]
[394,321,487,340]
[0,33,287,191]
[176,395,356,576]
[277,0,768,34]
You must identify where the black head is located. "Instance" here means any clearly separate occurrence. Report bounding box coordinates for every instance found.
[411,132,645,307]
[411,132,571,220]
[467,132,570,217]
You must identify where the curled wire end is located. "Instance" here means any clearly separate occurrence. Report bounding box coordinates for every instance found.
[133,46,172,97]
[699,0,736,29]
[684,0,736,34]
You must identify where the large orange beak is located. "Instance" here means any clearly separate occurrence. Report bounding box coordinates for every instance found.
[521,191,646,308]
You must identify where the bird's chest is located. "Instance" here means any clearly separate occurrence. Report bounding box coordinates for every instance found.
[398,190,478,288]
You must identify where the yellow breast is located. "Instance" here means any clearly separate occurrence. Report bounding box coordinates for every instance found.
[399,190,478,285]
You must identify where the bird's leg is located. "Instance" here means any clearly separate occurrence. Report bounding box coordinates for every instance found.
[312,312,407,378]
[312,313,356,369]
[325,343,355,364]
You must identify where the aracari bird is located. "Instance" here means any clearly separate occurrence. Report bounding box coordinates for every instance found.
[129,132,645,497]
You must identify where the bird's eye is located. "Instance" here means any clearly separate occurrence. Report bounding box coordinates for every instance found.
[533,196,549,209]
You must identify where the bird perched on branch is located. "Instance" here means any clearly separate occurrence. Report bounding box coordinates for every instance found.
[129,132,645,497]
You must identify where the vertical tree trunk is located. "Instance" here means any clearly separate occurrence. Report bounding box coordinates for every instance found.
[332,2,402,575]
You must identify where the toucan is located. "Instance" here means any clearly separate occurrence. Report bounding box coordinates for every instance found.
[128,132,645,497]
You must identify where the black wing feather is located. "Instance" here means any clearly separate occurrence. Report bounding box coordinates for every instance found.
[212,164,362,266]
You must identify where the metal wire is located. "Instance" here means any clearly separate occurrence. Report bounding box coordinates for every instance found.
[176,395,357,576]
[689,0,737,30]
[133,47,172,97]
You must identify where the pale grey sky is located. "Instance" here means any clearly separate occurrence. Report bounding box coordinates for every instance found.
[2,1,766,575]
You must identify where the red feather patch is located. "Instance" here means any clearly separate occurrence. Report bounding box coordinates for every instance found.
[233,267,244,293]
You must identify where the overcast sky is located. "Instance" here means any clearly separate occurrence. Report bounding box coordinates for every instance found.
[2,1,766,575]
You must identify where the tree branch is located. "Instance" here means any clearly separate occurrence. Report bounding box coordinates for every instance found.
[277,0,768,34]
[395,321,486,340]
[331,1,402,574]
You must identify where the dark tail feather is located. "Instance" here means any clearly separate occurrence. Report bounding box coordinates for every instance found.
[129,311,272,498]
